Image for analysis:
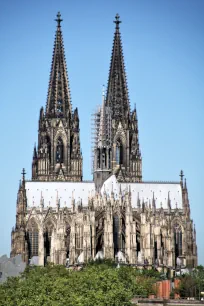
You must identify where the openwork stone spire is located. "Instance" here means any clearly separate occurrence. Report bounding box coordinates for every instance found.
[98,86,107,147]
[46,12,72,117]
[106,14,130,122]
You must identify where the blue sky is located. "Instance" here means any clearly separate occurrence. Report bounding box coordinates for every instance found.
[0,0,203,263]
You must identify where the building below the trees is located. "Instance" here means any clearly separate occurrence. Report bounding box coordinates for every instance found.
[11,13,197,271]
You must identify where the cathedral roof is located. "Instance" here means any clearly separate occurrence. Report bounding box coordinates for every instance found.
[25,176,182,209]
[25,181,95,208]
[101,175,183,209]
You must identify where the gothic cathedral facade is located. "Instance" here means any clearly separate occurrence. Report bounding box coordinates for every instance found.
[11,13,197,271]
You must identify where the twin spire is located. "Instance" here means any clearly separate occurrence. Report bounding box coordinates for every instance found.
[46,12,72,118]
[46,12,129,122]
[106,14,130,122]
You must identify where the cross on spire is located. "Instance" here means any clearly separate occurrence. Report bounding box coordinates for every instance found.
[55,12,63,26]
[180,170,184,186]
[114,14,121,29]
[21,168,26,182]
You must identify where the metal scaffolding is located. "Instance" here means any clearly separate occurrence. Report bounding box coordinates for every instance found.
[91,106,101,174]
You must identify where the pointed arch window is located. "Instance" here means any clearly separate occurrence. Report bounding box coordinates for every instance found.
[27,220,39,259]
[136,221,141,257]
[174,223,182,260]
[108,148,111,169]
[116,140,123,165]
[154,240,158,262]
[121,217,125,253]
[46,136,51,162]
[97,148,100,168]
[161,232,164,257]
[44,221,54,260]
[75,225,83,256]
[65,223,71,259]
[96,216,104,254]
[56,137,64,163]
[113,215,119,256]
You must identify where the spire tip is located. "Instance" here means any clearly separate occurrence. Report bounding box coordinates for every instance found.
[55,12,63,26]
[114,13,121,28]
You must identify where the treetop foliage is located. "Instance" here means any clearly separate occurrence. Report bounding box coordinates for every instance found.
[0,261,161,306]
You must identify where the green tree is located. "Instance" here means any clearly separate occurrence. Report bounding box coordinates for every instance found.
[175,265,204,299]
[0,262,163,306]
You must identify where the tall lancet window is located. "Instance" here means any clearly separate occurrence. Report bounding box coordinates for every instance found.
[97,148,100,168]
[113,215,119,256]
[46,136,51,162]
[27,220,39,259]
[174,223,182,260]
[65,223,71,259]
[116,140,123,165]
[96,216,104,254]
[44,221,54,260]
[56,137,64,163]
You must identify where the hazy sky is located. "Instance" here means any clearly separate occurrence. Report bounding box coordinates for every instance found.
[0,0,203,264]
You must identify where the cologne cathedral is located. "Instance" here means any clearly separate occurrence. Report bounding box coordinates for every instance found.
[11,13,197,271]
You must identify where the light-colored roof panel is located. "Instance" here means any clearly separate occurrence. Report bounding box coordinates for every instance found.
[101,175,182,209]
[26,176,183,210]
[25,181,95,208]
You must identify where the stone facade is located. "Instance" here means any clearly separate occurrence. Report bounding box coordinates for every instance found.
[11,13,197,271]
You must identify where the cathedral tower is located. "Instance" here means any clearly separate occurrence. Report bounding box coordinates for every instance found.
[32,13,82,182]
[94,15,142,189]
